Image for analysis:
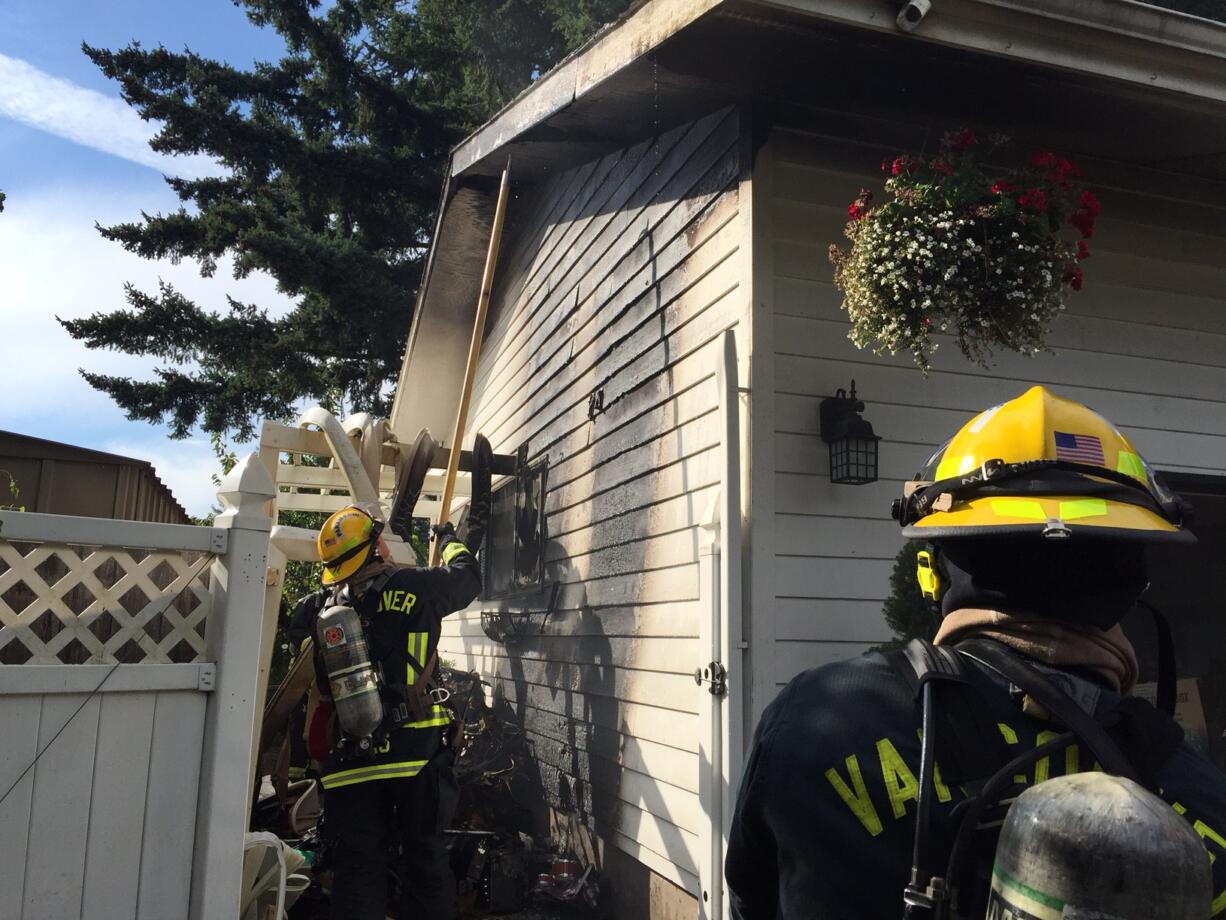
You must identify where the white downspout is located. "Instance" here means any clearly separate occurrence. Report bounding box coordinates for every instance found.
[699,329,745,920]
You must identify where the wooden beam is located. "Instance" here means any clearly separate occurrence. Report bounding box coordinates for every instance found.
[261,421,515,475]
[274,465,398,492]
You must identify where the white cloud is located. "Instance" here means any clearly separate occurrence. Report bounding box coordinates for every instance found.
[0,184,298,516]
[0,53,221,179]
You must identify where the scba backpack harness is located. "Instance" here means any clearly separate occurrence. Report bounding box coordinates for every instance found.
[889,638,1184,920]
[316,571,458,763]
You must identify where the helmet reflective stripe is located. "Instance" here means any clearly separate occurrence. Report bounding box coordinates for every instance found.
[1117,451,1146,482]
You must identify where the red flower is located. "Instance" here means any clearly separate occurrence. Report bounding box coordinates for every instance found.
[891,156,911,176]
[946,129,977,152]
[848,189,872,221]
[991,181,1015,195]
[1078,190,1102,217]
[1077,240,1090,261]
[930,159,954,177]
[1070,209,1095,238]
[1017,188,1049,212]
[1065,266,1084,291]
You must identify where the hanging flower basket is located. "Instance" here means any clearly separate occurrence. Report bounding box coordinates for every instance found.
[828,129,1100,373]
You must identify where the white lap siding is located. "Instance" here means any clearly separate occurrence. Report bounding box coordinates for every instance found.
[438,107,749,895]
[758,123,1226,706]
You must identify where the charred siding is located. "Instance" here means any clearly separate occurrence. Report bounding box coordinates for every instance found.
[440,107,748,893]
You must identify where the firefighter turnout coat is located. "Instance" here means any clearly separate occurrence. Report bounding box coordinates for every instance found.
[290,538,481,790]
[725,643,1226,919]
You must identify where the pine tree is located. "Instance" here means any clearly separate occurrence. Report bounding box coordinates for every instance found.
[62,0,632,440]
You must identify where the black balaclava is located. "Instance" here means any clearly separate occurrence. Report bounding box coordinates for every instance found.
[937,536,1148,629]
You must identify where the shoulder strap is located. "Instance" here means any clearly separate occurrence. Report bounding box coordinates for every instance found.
[955,638,1139,782]
[888,640,1006,785]
[418,649,438,688]
[898,638,970,687]
[895,639,1002,918]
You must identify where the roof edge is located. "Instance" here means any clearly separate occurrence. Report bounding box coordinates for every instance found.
[450,0,724,176]
[447,0,1226,180]
[748,0,1226,102]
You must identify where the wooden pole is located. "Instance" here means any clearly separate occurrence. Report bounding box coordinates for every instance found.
[432,163,510,565]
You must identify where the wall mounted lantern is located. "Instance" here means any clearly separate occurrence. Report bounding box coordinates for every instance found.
[820,381,880,485]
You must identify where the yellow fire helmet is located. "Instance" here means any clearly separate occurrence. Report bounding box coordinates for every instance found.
[892,386,1191,544]
[317,505,385,586]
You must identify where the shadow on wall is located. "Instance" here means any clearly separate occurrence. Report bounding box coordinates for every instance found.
[490,534,698,900]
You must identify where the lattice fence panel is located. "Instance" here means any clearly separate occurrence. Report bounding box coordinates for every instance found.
[0,539,215,664]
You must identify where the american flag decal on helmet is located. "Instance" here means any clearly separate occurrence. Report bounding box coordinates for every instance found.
[1054,431,1105,465]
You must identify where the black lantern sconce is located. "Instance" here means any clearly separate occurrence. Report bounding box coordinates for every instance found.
[820,381,881,485]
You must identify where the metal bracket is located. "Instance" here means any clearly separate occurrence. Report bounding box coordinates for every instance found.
[210,529,228,554]
[198,663,217,692]
[693,661,728,697]
[587,388,605,420]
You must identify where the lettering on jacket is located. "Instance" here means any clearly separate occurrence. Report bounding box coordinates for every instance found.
[824,723,1226,913]
[378,589,418,614]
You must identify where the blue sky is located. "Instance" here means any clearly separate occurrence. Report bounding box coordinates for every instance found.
[0,1,297,515]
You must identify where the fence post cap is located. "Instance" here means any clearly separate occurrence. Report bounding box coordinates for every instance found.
[215,453,275,531]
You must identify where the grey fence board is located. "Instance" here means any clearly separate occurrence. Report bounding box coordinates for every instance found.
[82,692,157,920]
[23,693,102,919]
[0,695,42,918]
[0,663,213,695]
[0,511,226,555]
[138,691,206,920]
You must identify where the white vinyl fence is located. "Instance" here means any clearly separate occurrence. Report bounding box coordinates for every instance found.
[0,455,277,920]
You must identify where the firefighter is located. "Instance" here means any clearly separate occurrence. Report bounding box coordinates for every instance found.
[305,503,482,920]
[726,386,1226,919]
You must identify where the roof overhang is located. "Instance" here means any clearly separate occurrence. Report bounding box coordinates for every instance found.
[452,0,1226,182]
[390,0,1226,442]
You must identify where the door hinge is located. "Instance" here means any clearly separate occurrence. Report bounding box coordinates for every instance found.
[694,661,728,697]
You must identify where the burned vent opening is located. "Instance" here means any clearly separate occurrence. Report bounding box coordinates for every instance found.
[482,460,547,599]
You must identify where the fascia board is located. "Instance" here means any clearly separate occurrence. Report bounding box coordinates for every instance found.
[450,0,724,176]
[749,0,1226,105]
[451,0,1226,182]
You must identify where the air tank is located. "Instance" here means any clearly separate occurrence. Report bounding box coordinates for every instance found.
[987,772,1210,920]
[316,604,384,747]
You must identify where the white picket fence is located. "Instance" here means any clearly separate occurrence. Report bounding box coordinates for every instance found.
[0,455,278,920]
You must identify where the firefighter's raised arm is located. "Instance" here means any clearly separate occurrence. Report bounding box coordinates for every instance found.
[424,521,481,613]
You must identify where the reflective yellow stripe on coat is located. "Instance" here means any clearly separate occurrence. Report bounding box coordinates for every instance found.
[441,541,470,564]
[321,759,429,789]
[403,702,451,729]
[407,631,427,683]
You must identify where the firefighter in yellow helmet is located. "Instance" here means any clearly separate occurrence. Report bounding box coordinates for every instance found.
[727,386,1226,919]
[296,503,482,920]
